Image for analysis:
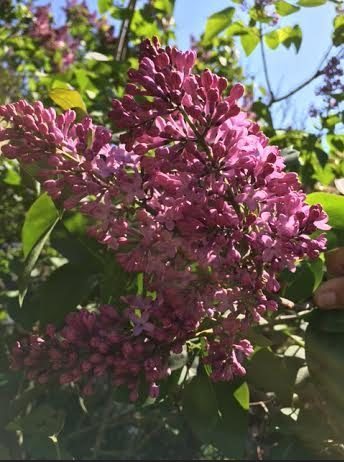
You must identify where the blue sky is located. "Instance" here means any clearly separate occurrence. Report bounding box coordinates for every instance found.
[41,0,336,130]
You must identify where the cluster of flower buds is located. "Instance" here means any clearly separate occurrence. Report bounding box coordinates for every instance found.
[65,0,116,47]
[1,38,328,398]
[311,56,344,116]
[28,4,79,70]
[318,56,344,106]
[28,1,116,70]
[11,300,179,401]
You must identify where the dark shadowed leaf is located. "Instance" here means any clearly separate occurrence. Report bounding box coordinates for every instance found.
[281,257,324,302]
[247,348,302,405]
[23,263,98,326]
[182,370,219,442]
[212,380,249,458]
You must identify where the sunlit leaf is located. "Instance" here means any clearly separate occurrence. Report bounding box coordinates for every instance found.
[233,382,250,410]
[49,88,87,112]
[276,0,300,15]
[281,25,302,52]
[240,28,260,55]
[298,0,326,6]
[333,15,344,47]
[98,0,112,14]
[84,51,111,61]
[203,7,235,44]
[22,194,59,258]
[265,29,281,49]
[306,192,344,230]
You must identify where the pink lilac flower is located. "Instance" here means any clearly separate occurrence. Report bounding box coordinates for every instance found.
[29,3,80,71]
[1,38,328,398]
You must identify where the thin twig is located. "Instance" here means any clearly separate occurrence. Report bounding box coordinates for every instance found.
[267,45,333,107]
[66,409,135,442]
[115,0,137,62]
[92,392,114,459]
[267,293,313,311]
[259,24,274,102]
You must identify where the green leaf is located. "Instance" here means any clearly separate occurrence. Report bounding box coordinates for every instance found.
[19,194,60,306]
[281,260,321,302]
[333,15,344,47]
[22,194,59,258]
[281,25,302,52]
[307,309,344,333]
[306,192,344,230]
[240,28,260,55]
[203,7,235,44]
[233,382,250,410]
[251,101,274,126]
[225,21,247,37]
[264,26,302,52]
[98,0,112,14]
[265,29,281,49]
[297,0,326,6]
[212,380,249,458]
[276,0,300,15]
[183,372,249,458]
[327,134,344,153]
[154,0,175,15]
[84,51,111,62]
[182,370,219,441]
[49,88,87,112]
[100,254,135,305]
[246,326,273,347]
[3,161,21,185]
[50,214,103,268]
[247,349,302,405]
[309,257,325,291]
[23,263,98,326]
[7,404,64,436]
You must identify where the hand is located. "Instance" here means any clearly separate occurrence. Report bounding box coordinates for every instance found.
[314,247,344,309]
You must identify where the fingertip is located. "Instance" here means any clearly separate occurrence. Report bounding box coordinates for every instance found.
[314,276,344,310]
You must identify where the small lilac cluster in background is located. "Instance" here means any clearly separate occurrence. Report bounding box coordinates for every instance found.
[1,38,328,399]
[310,56,344,116]
[28,1,115,71]
[255,0,279,24]
[317,57,344,107]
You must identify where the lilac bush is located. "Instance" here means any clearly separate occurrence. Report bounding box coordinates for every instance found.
[0,38,328,400]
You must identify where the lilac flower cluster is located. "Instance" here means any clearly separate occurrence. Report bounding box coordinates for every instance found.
[28,1,115,71]
[11,297,197,400]
[318,57,344,100]
[29,4,79,71]
[311,56,343,116]
[254,0,279,25]
[1,38,328,398]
